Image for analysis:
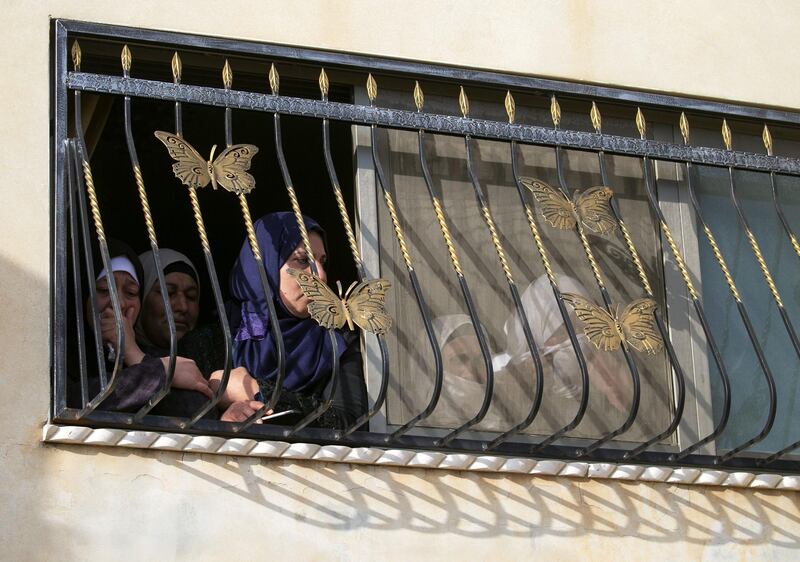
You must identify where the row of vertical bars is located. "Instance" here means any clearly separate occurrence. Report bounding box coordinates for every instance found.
[58,37,800,467]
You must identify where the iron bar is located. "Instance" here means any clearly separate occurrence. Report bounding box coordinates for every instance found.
[544,96,642,457]
[765,125,800,262]
[213,61,287,433]
[391,82,493,442]
[168,52,234,429]
[60,19,800,125]
[360,74,444,443]
[586,103,687,460]
[65,71,800,175]
[683,147,776,462]
[508,138,592,452]
[439,87,544,449]
[69,41,129,420]
[630,109,732,462]
[118,46,180,422]
[318,69,392,439]
[266,64,343,437]
[66,139,90,408]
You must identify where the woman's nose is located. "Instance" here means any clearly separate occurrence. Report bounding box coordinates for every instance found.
[172,293,188,313]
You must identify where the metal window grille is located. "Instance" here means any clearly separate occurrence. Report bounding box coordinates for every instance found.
[52,19,800,474]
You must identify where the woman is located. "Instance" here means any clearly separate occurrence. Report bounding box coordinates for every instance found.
[68,240,213,414]
[136,248,201,357]
[213,212,368,428]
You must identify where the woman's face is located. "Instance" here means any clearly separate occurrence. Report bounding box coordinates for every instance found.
[140,271,200,347]
[279,231,327,318]
[443,333,485,383]
[90,271,141,320]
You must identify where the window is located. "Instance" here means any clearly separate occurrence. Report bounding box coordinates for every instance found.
[53,20,800,473]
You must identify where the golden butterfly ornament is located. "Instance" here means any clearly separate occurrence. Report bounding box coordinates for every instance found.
[521,177,617,235]
[561,293,663,355]
[286,268,393,335]
[154,131,259,195]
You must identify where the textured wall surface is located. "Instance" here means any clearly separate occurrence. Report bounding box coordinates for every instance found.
[2,1,800,560]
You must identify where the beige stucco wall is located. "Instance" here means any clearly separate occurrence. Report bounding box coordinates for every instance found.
[2,1,800,560]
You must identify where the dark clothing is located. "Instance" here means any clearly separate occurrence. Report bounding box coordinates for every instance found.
[180,322,367,430]
[67,353,212,418]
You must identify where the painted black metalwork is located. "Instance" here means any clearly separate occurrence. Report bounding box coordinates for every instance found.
[365,109,445,443]
[638,152,732,462]
[589,130,687,460]
[65,72,800,175]
[685,159,776,463]
[170,58,234,429]
[270,86,342,437]
[507,139,592,452]
[550,136,642,457]
[318,87,393,440]
[390,123,494,443]
[59,19,800,126]
[66,139,90,408]
[52,22,800,472]
[216,75,288,434]
[70,84,130,421]
[120,55,180,422]
[444,125,544,449]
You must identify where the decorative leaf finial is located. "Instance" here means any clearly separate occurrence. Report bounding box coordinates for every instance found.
[459,86,469,117]
[590,102,601,133]
[222,59,233,89]
[319,68,329,99]
[269,63,279,95]
[71,40,81,72]
[550,95,561,128]
[171,52,182,84]
[505,91,516,124]
[413,81,424,111]
[679,112,690,145]
[636,107,646,139]
[366,73,377,102]
[763,124,773,156]
[121,44,132,74]
[722,119,732,150]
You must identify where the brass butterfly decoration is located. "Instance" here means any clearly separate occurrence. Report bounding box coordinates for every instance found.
[521,177,617,235]
[286,268,393,335]
[154,131,258,195]
[561,292,663,355]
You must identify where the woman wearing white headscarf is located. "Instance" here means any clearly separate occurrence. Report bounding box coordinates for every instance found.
[505,275,629,412]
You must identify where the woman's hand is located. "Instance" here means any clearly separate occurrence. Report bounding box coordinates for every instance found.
[220,400,267,423]
[99,306,145,366]
[165,357,214,399]
[209,366,260,409]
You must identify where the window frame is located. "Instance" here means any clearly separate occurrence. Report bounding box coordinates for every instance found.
[51,18,800,474]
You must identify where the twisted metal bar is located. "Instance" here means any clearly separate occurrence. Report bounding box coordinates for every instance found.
[271,106,341,437]
[634,154,731,462]
[745,228,784,307]
[121,79,179,422]
[592,141,685,461]
[319,100,390,439]
[441,132,543,449]
[188,189,210,253]
[388,125,492,442]
[382,190,413,270]
[366,118,443,443]
[510,140,591,452]
[550,137,641,458]
[240,195,262,262]
[72,89,127,421]
[617,220,654,297]
[683,159,775,463]
[432,197,463,276]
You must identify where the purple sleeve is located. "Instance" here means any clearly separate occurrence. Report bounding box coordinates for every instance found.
[99,357,166,412]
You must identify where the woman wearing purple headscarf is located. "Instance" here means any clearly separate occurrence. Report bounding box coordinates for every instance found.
[212,212,368,428]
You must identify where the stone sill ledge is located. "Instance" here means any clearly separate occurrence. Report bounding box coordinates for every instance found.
[43,424,800,490]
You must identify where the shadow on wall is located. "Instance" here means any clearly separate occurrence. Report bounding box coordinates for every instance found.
[155,453,800,546]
